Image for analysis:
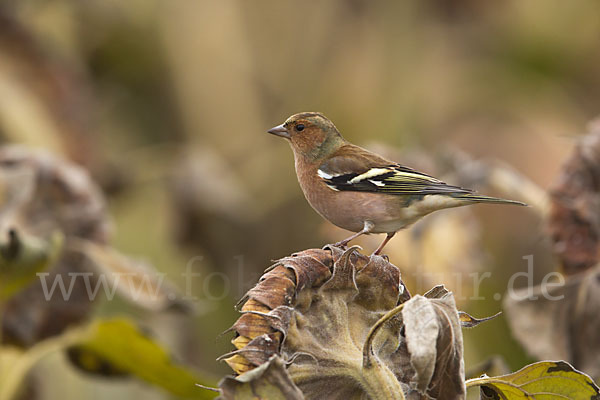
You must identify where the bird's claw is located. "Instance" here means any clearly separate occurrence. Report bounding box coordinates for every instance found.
[370,252,389,261]
[324,242,363,253]
[332,241,349,249]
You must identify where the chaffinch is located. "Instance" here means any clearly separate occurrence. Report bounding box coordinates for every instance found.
[268,112,526,255]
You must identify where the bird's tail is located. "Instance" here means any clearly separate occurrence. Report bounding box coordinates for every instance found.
[454,193,527,206]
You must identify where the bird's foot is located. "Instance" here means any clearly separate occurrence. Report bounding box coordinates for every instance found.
[324,242,363,254]
[324,242,350,251]
[370,251,389,261]
[332,240,350,249]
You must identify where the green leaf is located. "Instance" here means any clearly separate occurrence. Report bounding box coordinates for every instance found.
[466,361,600,400]
[74,319,215,399]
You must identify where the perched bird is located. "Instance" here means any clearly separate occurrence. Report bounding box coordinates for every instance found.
[268,112,526,255]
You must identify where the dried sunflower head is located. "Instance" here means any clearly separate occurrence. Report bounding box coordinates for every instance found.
[0,146,109,346]
[220,246,465,400]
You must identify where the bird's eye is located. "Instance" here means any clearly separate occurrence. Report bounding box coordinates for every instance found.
[295,124,305,132]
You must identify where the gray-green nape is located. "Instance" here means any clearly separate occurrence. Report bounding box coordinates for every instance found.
[311,114,341,135]
[310,130,345,160]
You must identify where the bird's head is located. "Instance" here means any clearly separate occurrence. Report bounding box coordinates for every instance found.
[268,112,345,161]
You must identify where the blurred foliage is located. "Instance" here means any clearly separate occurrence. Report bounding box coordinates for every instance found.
[0,319,214,400]
[0,0,600,399]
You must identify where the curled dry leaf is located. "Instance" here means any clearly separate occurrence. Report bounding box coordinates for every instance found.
[458,311,502,329]
[548,120,600,275]
[422,284,501,329]
[222,246,465,400]
[218,356,304,400]
[400,294,465,398]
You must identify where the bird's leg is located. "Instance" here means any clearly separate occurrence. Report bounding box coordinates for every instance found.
[333,221,374,248]
[372,232,396,256]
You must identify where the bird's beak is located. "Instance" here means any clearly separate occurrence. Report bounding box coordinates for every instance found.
[267,123,290,139]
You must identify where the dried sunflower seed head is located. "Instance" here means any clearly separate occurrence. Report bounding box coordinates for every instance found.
[222,246,465,400]
[0,146,109,346]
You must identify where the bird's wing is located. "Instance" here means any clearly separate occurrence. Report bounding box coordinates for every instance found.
[318,147,473,196]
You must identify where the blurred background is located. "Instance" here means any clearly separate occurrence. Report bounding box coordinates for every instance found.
[1,0,600,398]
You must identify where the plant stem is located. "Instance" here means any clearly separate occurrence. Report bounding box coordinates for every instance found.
[363,303,405,368]
[361,359,406,400]
[356,302,409,399]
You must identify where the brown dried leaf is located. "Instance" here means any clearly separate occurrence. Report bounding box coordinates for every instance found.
[247,275,296,310]
[458,311,502,328]
[423,284,450,299]
[233,312,274,341]
[401,294,465,399]
[235,333,281,367]
[219,356,304,400]
[278,249,333,291]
